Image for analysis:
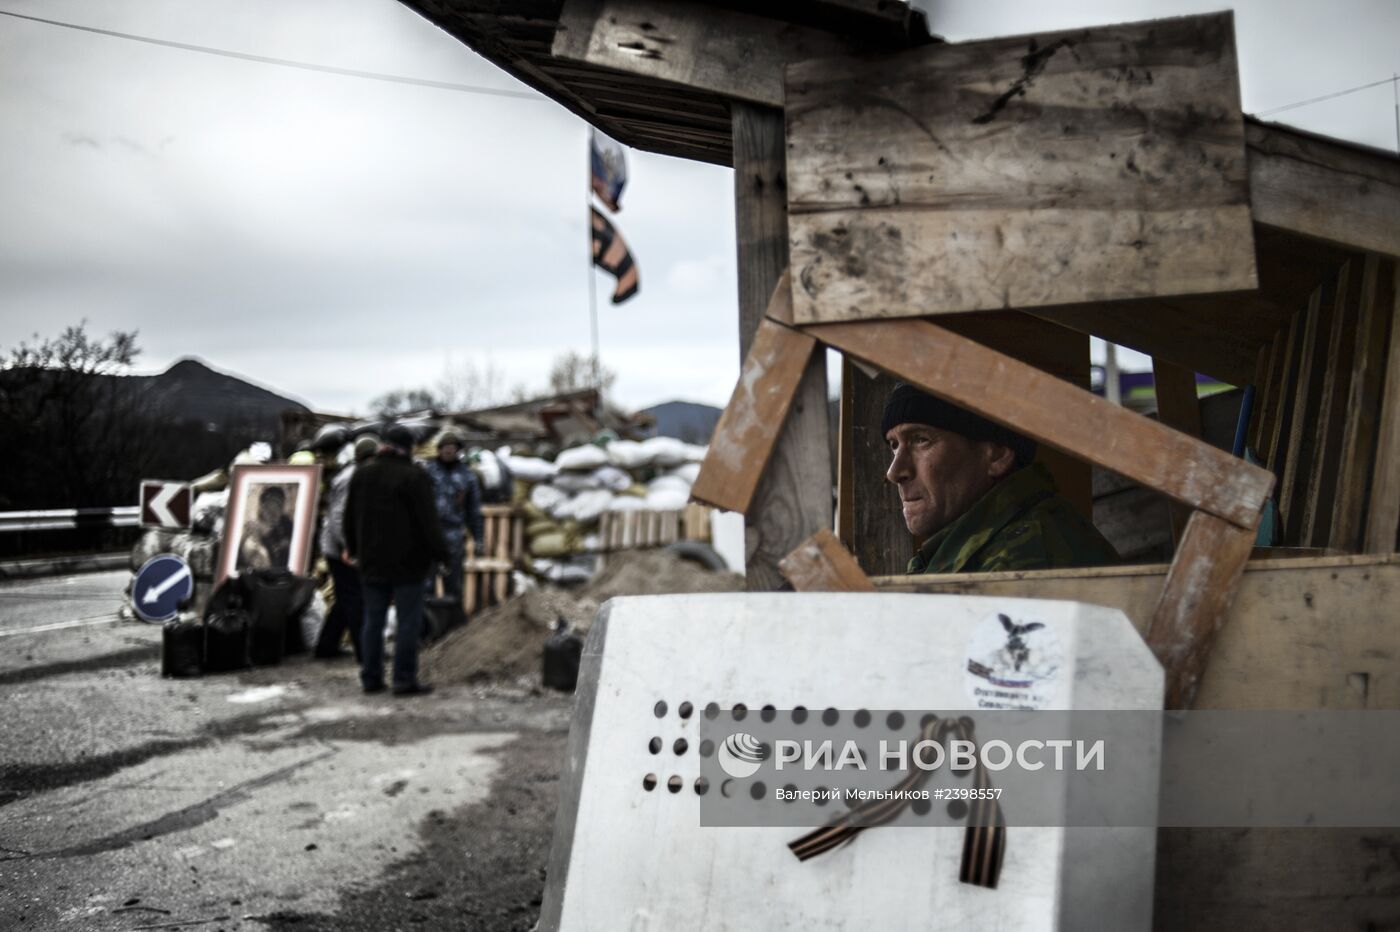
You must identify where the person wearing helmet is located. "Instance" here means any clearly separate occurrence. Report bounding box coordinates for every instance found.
[421,428,485,604]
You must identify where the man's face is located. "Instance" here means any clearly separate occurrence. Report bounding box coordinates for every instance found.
[438,443,460,463]
[884,423,1012,538]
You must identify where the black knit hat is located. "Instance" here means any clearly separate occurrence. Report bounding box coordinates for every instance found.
[384,423,416,452]
[881,383,1038,468]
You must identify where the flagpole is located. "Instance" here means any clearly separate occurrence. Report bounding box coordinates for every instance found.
[586,133,602,421]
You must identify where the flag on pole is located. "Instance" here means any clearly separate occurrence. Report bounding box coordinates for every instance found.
[591,207,639,304]
[590,128,627,212]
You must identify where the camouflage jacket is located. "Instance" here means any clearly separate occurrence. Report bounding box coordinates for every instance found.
[906,463,1119,575]
[421,458,485,544]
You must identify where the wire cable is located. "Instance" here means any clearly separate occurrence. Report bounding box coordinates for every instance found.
[0,8,544,101]
[1256,76,1396,117]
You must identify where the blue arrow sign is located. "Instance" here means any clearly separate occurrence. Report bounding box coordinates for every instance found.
[133,554,194,623]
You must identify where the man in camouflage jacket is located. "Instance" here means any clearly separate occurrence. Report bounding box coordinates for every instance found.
[882,384,1119,574]
[422,430,485,603]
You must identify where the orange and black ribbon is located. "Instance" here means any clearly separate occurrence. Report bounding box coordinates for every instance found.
[788,716,1006,890]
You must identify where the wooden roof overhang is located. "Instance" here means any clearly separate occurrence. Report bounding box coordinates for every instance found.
[401,0,1399,388]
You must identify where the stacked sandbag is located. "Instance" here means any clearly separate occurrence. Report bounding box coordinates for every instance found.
[508,436,707,584]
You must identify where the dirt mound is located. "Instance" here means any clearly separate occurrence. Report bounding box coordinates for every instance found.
[426,550,742,684]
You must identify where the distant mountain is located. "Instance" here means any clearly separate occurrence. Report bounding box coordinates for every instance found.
[640,400,722,443]
[134,357,308,428]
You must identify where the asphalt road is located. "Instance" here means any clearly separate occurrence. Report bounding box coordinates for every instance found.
[0,572,572,931]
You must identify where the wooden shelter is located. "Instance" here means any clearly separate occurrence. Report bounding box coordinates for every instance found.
[402,1,1400,927]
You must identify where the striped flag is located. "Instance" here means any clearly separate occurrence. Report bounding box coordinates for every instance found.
[591,207,640,304]
[590,128,627,212]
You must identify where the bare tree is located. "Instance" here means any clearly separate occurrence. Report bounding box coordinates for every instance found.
[548,350,616,395]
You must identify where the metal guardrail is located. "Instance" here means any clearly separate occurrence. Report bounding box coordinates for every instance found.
[0,507,140,533]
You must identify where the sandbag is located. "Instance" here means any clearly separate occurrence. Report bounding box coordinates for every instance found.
[557,489,613,524]
[553,471,602,494]
[605,439,651,470]
[606,496,647,513]
[555,444,609,472]
[180,536,219,580]
[191,491,227,536]
[666,463,701,485]
[647,475,691,496]
[530,531,571,559]
[645,488,690,511]
[130,529,179,572]
[638,436,689,468]
[530,484,569,517]
[590,465,633,492]
[161,618,204,678]
[299,591,327,656]
[506,455,558,483]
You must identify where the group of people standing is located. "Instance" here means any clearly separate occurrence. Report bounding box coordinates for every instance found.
[314,425,485,697]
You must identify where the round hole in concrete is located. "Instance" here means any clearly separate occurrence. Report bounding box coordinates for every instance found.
[698,739,715,758]
[667,775,683,794]
[648,736,662,754]
[653,700,667,718]
[792,706,809,724]
[749,781,766,801]
[642,773,657,792]
[673,738,689,755]
[678,701,694,719]
[694,777,709,796]
[886,711,905,730]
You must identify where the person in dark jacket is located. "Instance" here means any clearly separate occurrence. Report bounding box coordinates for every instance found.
[344,424,449,696]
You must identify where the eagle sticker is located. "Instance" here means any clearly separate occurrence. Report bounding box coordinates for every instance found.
[964,611,1064,711]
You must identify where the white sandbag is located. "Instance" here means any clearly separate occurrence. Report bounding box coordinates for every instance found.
[191,490,228,536]
[231,442,273,466]
[557,489,614,524]
[647,474,691,496]
[682,442,708,463]
[506,455,558,483]
[553,471,603,494]
[591,465,633,492]
[664,463,701,485]
[556,444,610,472]
[645,488,690,511]
[639,436,689,467]
[606,496,647,513]
[530,483,570,517]
[605,439,652,470]
[299,592,327,654]
[580,532,601,551]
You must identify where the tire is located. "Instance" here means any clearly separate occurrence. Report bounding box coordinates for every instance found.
[663,541,727,572]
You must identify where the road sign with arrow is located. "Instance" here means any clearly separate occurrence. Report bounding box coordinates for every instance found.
[132,554,194,623]
[140,480,192,529]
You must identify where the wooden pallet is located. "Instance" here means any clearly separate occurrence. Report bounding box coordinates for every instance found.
[461,505,524,615]
[596,504,711,552]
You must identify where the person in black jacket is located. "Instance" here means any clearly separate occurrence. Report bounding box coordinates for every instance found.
[343,424,449,696]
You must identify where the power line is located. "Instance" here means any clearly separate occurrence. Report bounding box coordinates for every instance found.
[1256,76,1396,117]
[0,8,544,101]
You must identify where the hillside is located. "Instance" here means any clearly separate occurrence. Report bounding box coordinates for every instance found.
[640,400,722,443]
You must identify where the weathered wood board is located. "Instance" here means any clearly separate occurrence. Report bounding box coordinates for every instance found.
[778,528,876,592]
[784,12,1256,324]
[553,0,861,108]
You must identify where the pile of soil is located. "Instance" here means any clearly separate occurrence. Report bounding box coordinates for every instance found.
[425,550,742,684]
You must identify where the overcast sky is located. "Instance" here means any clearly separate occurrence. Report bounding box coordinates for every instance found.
[2,0,1397,414]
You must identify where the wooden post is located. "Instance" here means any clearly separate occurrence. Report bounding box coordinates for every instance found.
[732,102,832,590]
[1153,357,1205,547]
[1366,261,1400,554]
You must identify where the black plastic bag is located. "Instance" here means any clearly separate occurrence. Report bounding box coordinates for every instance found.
[204,609,252,672]
[543,619,583,692]
[161,620,204,678]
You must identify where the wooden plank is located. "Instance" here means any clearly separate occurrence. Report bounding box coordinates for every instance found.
[873,553,1400,709]
[552,0,859,107]
[785,12,1256,323]
[1247,120,1400,259]
[1276,283,1332,539]
[689,316,817,513]
[836,356,855,549]
[732,105,833,591]
[1300,260,1362,546]
[1263,307,1305,473]
[847,363,910,576]
[1249,335,1284,456]
[1146,510,1258,708]
[777,528,877,592]
[1152,358,1205,546]
[770,296,1277,528]
[1366,261,1400,553]
[1331,257,1395,551]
